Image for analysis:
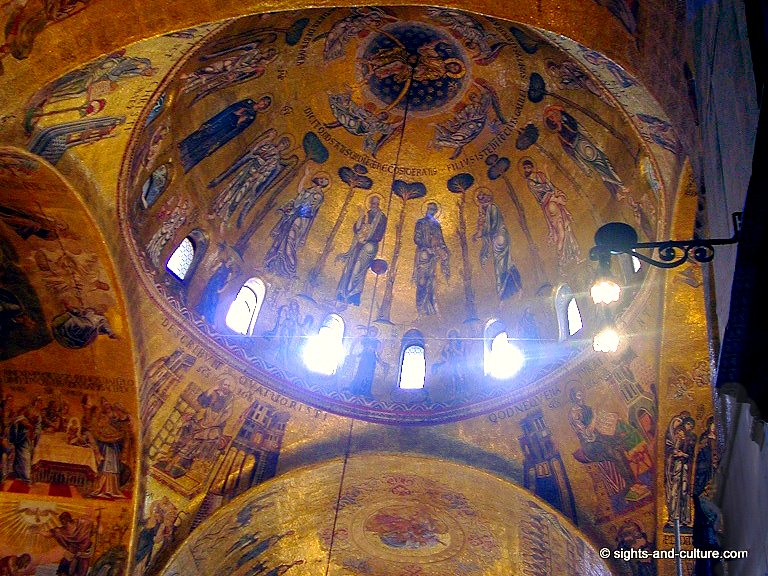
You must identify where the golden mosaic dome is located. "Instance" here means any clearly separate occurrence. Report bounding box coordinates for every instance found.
[120,6,666,424]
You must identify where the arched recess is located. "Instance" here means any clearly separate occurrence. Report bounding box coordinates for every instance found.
[161,454,614,576]
[0,146,140,569]
[554,284,584,341]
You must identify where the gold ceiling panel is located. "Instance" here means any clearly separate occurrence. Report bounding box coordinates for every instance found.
[163,453,613,576]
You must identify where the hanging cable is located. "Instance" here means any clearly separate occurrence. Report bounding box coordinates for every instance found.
[378,53,419,261]
[323,419,355,576]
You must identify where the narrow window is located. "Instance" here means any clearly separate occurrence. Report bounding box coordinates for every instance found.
[555,284,583,341]
[166,237,195,280]
[632,255,642,273]
[141,163,170,209]
[484,319,523,379]
[225,278,266,336]
[567,298,583,335]
[398,330,426,390]
[399,345,426,389]
[146,93,167,126]
[303,314,345,375]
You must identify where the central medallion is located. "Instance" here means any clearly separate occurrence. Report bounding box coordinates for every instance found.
[363,503,453,555]
[359,22,468,113]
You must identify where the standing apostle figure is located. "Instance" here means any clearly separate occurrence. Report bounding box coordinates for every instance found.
[412,201,450,315]
[336,196,387,306]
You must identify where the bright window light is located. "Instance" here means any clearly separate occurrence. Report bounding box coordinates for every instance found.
[303,315,345,375]
[226,286,256,334]
[632,256,642,273]
[399,345,426,389]
[590,279,621,304]
[488,332,524,380]
[226,279,265,336]
[567,298,583,335]
[555,284,577,341]
[167,237,194,280]
[593,327,620,352]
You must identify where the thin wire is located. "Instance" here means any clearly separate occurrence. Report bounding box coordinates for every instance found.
[379,55,419,260]
[366,274,380,330]
[323,419,355,576]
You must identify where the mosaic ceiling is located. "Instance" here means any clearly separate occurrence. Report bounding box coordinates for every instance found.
[0,2,717,575]
[117,6,671,424]
[162,454,613,576]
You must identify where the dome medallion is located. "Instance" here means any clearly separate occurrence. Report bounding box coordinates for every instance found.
[360,22,469,114]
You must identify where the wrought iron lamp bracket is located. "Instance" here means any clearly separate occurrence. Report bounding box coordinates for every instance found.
[589,212,742,270]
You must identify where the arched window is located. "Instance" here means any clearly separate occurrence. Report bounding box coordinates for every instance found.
[225,278,266,336]
[145,92,167,126]
[398,330,425,390]
[166,230,207,283]
[554,284,583,340]
[567,298,583,336]
[303,314,345,375]
[484,320,524,379]
[166,237,195,280]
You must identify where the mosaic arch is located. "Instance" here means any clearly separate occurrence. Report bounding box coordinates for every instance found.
[119,6,672,425]
[161,453,613,576]
[0,147,139,573]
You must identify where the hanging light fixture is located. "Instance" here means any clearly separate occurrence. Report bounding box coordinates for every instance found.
[587,212,741,352]
[589,213,741,272]
[593,324,620,353]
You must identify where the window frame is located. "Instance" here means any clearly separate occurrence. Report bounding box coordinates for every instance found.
[554,284,583,341]
[397,329,426,390]
[303,313,345,375]
[483,319,523,380]
[225,278,266,336]
[166,236,196,281]
[166,229,207,284]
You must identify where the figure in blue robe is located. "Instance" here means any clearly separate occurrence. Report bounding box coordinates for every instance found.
[195,256,239,323]
[178,97,271,172]
[543,105,625,199]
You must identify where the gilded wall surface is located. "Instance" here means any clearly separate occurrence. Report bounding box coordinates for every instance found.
[0,148,138,574]
[163,454,613,576]
[654,162,720,576]
[0,3,718,576]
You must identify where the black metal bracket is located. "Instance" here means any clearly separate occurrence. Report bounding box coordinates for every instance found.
[589,212,742,269]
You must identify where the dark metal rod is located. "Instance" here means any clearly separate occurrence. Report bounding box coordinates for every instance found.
[590,212,741,269]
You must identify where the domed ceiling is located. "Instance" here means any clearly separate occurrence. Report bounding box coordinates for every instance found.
[120,6,666,424]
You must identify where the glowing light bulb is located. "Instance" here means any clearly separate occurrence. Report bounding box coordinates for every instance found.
[593,327,620,353]
[591,279,621,304]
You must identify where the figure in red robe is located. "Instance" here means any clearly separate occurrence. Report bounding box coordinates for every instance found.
[47,512,94,576]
